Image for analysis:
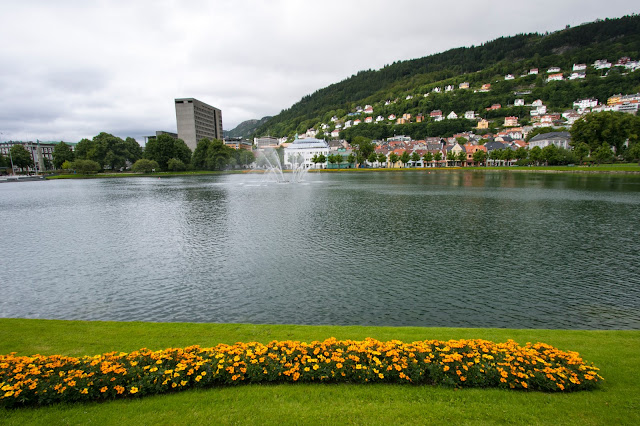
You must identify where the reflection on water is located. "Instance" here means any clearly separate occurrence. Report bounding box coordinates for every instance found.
[1,171,640,329]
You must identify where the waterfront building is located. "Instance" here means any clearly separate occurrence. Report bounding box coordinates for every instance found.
[528,132,571,150]
[0,140,69,172]
[283,138,330,169]
[175,98,223,151]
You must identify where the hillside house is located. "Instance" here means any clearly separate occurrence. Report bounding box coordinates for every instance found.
[547,73,564,82]
[528,132,571,150]
[486,104,502,111]
[447,111,458,120]
[416,114,424,123]
[569,72,586,80]
[594,59,612,70]
[430,110,443,121]
[480,83,491,91]
[445,85,454,92]
[505,74,515,80]
[344,120,352,129]
[364,105,374,114]
[465,111,476,120]
[547,67,561,73]
[330,129,341,138]
[514,99,525,106]
[406,95,413,100]
[504,116,519,127]
[388,114,396,121]
[432,87,442,93]
[376,115,384,122]
[365,116,373,123]
[573,64,587,71]
[477,119,489,129]
[353,119,361,126]
[573,98,598,109]
[529,68,539,75]
[459,82,470,89]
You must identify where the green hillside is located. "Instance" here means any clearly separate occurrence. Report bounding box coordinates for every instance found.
[224,116,271,139]
[255,15,640,140]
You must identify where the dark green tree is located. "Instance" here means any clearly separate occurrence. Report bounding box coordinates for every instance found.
[72,159,101,174]
[52,142,75,168]
[456,150,466,166]
[10,145,34,171]
[472,149,487,166]
[145,134,192,170]
[593,143,613,165]
[400,151,411,167]
[389,152,399,167]
[573,142,590,164]
[131,159,160,173]
[423,151,433,167]
[377,152,387,167]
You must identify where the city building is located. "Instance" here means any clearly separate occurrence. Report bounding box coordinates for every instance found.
[253,136,279,148]
[175,98,223,151]
[283,138,330,169]
[0,140,69,172]
[528,132,571,150]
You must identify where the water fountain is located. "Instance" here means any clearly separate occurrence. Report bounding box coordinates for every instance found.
[259,148,309,183]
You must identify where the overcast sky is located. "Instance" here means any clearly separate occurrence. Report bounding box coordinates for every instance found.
[0,1,637,144]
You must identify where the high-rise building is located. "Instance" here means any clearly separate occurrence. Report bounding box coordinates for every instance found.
[175,98,223,151]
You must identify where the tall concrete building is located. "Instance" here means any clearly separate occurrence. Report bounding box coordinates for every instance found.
[175,98,223,151]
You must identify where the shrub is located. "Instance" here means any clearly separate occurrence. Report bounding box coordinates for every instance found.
[71,159,101,174]
[167,158,186,172]
[131,159,160,173]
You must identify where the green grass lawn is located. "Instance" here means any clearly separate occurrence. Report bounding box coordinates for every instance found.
[1,319,638,425]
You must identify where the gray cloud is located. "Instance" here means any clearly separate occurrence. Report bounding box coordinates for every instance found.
[0,0,637,144]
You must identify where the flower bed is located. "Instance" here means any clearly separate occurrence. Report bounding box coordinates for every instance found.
[0,338,602,407]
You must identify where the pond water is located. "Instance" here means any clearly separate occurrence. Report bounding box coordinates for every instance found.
[1,171,639,329]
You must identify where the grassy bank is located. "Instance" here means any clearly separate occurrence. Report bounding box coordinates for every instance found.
[1,319,638,424]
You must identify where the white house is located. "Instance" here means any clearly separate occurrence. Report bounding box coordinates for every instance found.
[284,138,331,169]
[547,73,564,82]
[330,129,340,138]
[365,116,373,123]
[306,128,318,138]
[593,59,612,70]
[432,87,442,93]
[528,132,571,150]
[573,64,587,71]
[364,105,374,114]
[532,99,544,107]
[569,72,586,80]
[344,120,352,129]
[514,99,525,106]
[529,68,539,75]
[547,67,561,73]
[353,119,361,126]
[505,74,515,80]
[573,99,598,109]
[445,85,454,92]
[406,95,413,100]
[388,114,396,121]
[376,115,384,122]
[447,111,458,120]
[465,111,476,120]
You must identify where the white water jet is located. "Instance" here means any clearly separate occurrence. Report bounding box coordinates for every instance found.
[258,148,309,184]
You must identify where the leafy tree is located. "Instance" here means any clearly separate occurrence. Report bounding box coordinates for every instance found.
[124,137,143,164]
[131,159,160,173]
[10,145,34,171]
[317,153,326,166]
[434,151,443,166]
[72,159,101,174]
[472,149,487,166]
[238,149,256,168]
[446,151,456,167]
[514,147,528,161]
[456,150,466,166]
[593,143,613,165]
[411,151,421,165]
[502,148,514,165]
[626,143,640,165]
[367,151,378,166]
[571,112,640,154]
[399,151,411,167]
[389,152,399,167]
[423,151,433,167]
[167,158,186,171]
[145,134,192,170]
[334,154,344,168]
[541,144,559,165]
[347,153,356,166]
[328,153,337,167]
[311,154,319,166]
[573,142,590,164]
[529,146,543,166]
[377,152,387,167]
[52,142,75,168]
[61,160,73,170]
[351,136,375,166]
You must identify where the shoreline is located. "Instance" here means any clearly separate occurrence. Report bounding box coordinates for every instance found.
[40,165,640,180]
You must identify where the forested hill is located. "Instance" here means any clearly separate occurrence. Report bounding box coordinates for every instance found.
[224,116,271,139]
[254,15,640,138]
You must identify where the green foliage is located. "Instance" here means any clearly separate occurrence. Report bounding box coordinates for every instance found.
[52,142,75,168]
[389,152,399,166]
[74,133,142,170]
[72,159,101,174]
[61,160,73,170]
[144,134,191,171]
[571,112,640,153]
[192,139,233,171]
[167,158,186,172]
[593,143,613,164]
[9,145,33,170]
[472,149,487,165]
[131,159,160,173]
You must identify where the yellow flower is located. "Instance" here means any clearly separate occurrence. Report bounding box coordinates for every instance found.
[130,386,139,394]
[81,388,89,394]
[100,386,108,393]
